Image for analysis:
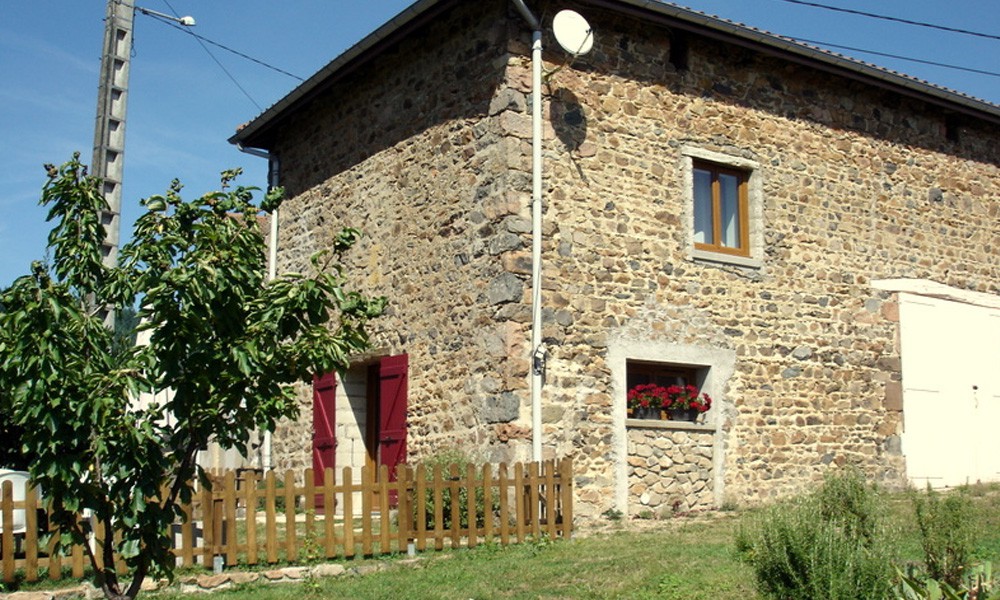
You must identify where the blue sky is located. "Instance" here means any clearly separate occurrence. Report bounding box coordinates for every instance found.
[1,0,997,288]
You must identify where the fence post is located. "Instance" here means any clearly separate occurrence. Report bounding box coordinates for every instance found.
[545,459,557,540]
[432,464,444,551]
[499,463,510,546]
[1,480,14,583]
[24,484,39,582]
[449,463,461,549]
[395,465,411,555]
[482,463,494,543]
[415,464,427,552]
[283,470,297,563]
[201,477,215,567]
[465,463,477,549]
[343,466,355,559]
[323,467,335,559]
[378,464,391,555]
[361,465,373,557]
[245,470,258,566]
[561,457,574,539]
[514,463,525,543]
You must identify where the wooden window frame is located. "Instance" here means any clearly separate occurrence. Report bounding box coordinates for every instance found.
[692,159,750,258]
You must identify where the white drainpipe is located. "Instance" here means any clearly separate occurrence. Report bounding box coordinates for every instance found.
[510,0,544,462]
[238,143,279,471]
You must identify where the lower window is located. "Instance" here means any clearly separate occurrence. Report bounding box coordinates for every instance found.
[626,361,710,421]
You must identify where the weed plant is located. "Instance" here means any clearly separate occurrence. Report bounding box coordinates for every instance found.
[911,485,978,589]
[735,469,895,600]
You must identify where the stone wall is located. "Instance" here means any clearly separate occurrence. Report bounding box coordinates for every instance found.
[265,0,533,474]
[526,0,999,512]
[264,0,1000,516]
[627,423,715,515]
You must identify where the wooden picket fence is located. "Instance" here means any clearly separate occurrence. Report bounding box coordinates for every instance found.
[1,458,572,584]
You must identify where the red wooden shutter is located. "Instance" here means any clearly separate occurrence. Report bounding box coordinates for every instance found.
[378,355,408,493]
[312,372,337,509]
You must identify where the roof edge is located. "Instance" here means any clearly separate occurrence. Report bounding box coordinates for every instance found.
[231,0,1000,149]
[229,0,451,148]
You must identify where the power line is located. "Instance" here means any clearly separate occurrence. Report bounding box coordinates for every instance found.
[147,14,263,111]
[138,1,305,112]
[774,0,1000,42]
[157,1,305,82]
[792,37,1000,79]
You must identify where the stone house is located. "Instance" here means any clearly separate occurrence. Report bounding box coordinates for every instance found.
[230,0,1000,518]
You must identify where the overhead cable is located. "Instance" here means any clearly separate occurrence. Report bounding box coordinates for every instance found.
[775,0,1000,41]
[794,37,1000,79]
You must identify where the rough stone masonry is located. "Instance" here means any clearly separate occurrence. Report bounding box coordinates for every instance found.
[254,0,1000,518]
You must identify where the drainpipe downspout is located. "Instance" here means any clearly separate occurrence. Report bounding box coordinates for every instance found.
[510,0,544,463]
[238,143,279,471]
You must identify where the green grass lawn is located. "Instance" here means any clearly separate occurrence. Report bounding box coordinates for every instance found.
[13,483,1000,599]
[148,484,1000,600]
[147,514,760,600]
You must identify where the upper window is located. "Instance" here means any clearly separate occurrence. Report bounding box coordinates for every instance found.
[681,147,762,268]
[693,160,749,257]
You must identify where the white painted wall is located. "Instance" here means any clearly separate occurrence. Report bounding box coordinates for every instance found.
[898,291,1000,487]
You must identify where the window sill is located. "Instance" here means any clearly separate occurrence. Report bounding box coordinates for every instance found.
[690,248,762,269]
[626,418,716,432]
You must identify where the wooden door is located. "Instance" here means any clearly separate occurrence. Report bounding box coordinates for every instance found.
[311,372,337,509]
[378,354,408,504]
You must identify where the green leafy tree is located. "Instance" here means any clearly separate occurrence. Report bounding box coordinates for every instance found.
[0,154,385,600]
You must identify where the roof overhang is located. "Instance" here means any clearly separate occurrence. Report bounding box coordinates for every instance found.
[230,0,1000,150]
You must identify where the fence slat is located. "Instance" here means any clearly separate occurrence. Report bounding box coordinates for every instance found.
[498,463,510,546]
[304,467,315,554]
[2,481,14,583]
[24,485,39,581]
[227,472,240,566]
[283,470,297,563]
[433,465,444,551]
[528,462,541,539]
[465,463,477,549]
[201,479,214,566]
[482,463,494,543]
[449,464,461,549]
[265,471,277,564]
[46,506,61,581]
[71,515,85,578]
[245,471,259,566]
[396,466,411,554]
[343,466,355,559]
[378,465,391,555]
[323,468,335,559]
[415,465,427,552]
[179,497,194,567]
[514,463,525,543]
[361,466,373,556]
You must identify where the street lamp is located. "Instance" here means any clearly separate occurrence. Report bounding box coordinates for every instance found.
[135,6,196,27]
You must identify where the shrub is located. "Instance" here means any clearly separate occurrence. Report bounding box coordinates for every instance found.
[413,448,500,530]
[735,469,895,600]
[911,485,977,590]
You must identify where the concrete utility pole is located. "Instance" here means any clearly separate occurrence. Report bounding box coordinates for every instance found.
[92,0,134,282]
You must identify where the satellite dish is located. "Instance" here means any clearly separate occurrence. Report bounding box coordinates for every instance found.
[552,10,594,57]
